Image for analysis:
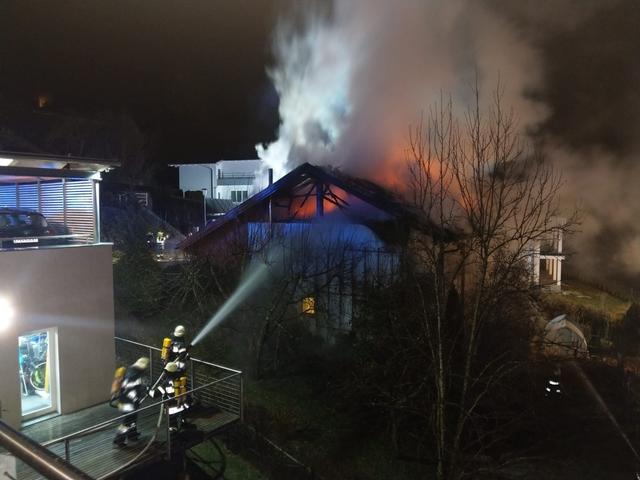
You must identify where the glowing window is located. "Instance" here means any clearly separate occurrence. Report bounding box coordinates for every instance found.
[302,296,315,315]
[37,94,50,109]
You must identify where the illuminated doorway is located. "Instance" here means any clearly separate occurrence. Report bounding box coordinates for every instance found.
[18,328,58,420]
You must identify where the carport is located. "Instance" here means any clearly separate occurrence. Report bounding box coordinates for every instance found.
[0,151,117,243]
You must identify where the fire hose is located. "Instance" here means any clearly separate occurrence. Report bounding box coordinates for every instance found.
[99,350,193,479]
[97,404,166,480]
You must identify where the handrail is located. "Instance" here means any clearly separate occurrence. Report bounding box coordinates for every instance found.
[0,420,94,480]
[0,233,90,242]
[42,372,240,447]
[114,336,161,352]
[115,336,243,374]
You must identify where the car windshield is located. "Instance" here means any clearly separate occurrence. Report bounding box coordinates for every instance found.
[22,213,48,228]
[0,213,48,229]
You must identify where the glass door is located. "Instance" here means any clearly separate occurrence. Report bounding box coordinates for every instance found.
[18,328,58,420]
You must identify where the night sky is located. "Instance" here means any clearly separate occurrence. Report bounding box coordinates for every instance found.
[2,1,640,161]
[1,1,640,171]
[0,1,287,163]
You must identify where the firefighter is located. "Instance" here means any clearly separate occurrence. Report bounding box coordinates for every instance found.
[545,365,562,398]
[151,361,190,431]
[156,326,191,429]
[161,325,189,374]
[112,357,150,447]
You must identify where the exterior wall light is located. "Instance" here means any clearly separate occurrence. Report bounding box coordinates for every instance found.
[0,296,15,330]
[0,158,14,167]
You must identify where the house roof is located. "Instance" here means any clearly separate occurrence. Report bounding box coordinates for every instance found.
[179,162,451,250]
[207,198,235,214]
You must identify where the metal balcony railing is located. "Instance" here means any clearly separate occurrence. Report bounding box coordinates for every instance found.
[14,338,243,480]
[114,337,243,419]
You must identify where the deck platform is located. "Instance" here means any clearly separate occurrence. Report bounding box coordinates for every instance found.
[16,401,239,479]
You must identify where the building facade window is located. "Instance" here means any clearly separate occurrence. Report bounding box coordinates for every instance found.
[231,190,248,203]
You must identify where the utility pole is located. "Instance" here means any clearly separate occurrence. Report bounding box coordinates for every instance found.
[201,188,208,229]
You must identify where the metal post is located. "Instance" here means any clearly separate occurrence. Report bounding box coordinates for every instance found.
[190,359,195,402]
[62,178,67,226]
[201,188,208,228]
[37,179,41,212]
[149,347,154,379]
[93,180,100,243]
[64,438,70,462]
[165,405,172,461]
[240,375,244,422]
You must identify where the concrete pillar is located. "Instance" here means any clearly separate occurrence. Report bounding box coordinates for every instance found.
[557,230,563,254]
[556,259,562,286]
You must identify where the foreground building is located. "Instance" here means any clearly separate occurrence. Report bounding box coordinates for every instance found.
[0,151,117,428]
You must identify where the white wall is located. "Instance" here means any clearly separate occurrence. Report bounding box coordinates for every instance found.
[178,163,216,196]
[177,160,264,202]
[0,244,115,428]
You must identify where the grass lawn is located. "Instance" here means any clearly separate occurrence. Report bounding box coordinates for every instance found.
[546,278,630,321]
[190,440,268,480]
[245,377,431,480]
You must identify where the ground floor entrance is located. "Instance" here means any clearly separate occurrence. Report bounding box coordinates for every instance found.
[18,328,58,420]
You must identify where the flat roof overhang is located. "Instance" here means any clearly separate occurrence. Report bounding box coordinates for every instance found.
[0,166,101,182]
[0,151,119,183]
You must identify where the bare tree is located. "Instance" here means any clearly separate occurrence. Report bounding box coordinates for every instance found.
[400,83,571,479]
[239,222,362,378]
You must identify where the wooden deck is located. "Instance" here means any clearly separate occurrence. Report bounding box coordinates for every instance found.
[17,402,239,479]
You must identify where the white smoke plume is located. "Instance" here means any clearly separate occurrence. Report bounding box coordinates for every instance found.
[258,0,640,283]
[256,0,547,185]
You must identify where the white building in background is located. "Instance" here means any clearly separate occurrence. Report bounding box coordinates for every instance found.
[173,159,264,204]
[529,219,565,291]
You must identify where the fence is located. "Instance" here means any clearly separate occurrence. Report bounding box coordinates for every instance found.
[114,337,243,419]
[0,178,98,242]
[18,338,243,479]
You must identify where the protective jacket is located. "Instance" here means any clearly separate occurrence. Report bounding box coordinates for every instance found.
[165,335,189,373]
[117,366,148,412]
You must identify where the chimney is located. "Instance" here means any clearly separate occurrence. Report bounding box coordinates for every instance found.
[268,168,273,186]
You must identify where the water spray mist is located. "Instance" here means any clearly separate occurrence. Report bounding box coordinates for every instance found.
[191,262,270,346]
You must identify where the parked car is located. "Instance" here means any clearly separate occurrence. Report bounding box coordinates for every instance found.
[0,208,68,249]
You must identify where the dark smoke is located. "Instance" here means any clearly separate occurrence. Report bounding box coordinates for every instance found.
[502,0,640,285]
[260,0,640,286]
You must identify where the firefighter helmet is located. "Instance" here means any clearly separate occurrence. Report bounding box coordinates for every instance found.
[133,357,150,370]
[173,325,185,338]
[165,361,179,373]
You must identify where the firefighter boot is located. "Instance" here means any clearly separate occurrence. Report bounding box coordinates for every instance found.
[113,427,127,447]
[127,424,140,441]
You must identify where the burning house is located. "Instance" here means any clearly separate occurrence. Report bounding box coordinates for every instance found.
[179,162,442,337]
[179,162,563,339]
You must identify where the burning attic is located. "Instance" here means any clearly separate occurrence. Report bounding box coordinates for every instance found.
[178,163,462,338]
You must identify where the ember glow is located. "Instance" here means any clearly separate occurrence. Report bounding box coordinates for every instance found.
[256,0,546,189]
